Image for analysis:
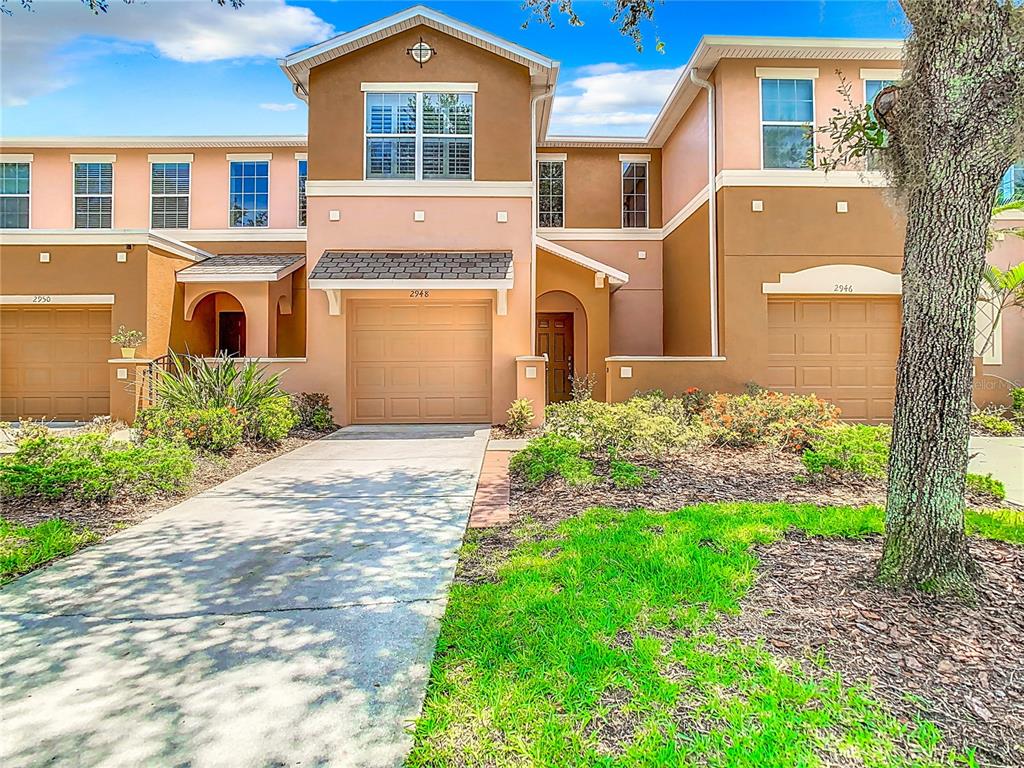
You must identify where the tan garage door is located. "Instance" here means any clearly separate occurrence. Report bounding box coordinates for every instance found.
[348,300,492,424]
[765,296,900,423]
[0,306,111,422]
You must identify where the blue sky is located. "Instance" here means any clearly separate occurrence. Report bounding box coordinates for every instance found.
[0,0,907,137]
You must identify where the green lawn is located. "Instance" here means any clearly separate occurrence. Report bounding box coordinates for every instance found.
[410,503,1021,767]
[0,517,98,584]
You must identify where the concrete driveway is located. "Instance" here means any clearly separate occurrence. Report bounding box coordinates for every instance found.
[0,424,489,768]
[969,436,1024,506]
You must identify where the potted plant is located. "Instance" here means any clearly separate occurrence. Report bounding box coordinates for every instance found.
[111,325,146,358]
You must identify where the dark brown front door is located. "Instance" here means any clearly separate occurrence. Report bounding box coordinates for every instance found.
[537,312,574,403]
[218,312,246,356]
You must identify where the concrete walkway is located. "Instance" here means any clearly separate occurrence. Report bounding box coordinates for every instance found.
[0,424,489,768]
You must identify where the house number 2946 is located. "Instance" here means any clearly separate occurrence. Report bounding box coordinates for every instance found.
[410,290,430,298]
[833,284,854,293]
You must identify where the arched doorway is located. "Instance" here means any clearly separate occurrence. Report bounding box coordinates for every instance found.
[537,290,588,403]
[183,291,247,357]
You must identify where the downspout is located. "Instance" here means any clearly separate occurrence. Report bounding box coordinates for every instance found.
[689,69,720,357]
[529,82,555,355]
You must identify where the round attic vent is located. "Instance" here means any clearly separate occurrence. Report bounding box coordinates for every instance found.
[408,39,435,66]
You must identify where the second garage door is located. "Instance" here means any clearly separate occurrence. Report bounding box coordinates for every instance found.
[347,300,492,424]
[0,305,111,422]
[765,296,900,423]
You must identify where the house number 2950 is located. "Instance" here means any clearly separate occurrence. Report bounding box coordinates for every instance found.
[410,290,430,298]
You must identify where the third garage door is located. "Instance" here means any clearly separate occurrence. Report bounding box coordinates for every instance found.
[347,300,492,424]
[765,296,900,423]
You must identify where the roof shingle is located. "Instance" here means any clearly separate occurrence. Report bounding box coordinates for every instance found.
[309,251,513,281]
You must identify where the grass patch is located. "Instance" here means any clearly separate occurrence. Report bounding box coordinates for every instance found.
[0,518,98,584]
[410,503,1016,766]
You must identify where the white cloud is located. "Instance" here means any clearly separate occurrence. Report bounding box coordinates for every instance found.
[259,102,298,112]
[548,63,683,136]
[1,0,333,107]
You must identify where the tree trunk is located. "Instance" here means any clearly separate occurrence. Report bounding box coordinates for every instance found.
[879,182,993,595]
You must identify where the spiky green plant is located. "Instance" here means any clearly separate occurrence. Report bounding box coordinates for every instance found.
[155,352,284,412]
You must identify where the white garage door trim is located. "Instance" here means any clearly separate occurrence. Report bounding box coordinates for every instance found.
[1,294,115,305]
[762,265,901,295]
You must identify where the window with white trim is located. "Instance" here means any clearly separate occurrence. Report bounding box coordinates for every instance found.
[74,162,113,228]
[761,78,814,169]
[151,162,190,228]
[229,160,269,228]
[864,79,894,171]
[297,159,308,227]
[0,162,30,229]
[538,159,564,228]
[365,91,473,180]
[621,161,648,228]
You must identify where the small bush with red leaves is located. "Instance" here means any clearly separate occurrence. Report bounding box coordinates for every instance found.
[135,406,243,454]
[702,391,840,451]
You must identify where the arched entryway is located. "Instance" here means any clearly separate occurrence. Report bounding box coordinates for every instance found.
[537,290,588,403]
[182,291,247,357]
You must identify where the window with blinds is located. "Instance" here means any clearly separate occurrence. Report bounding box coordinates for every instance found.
[0,162,30,229]
[74,162,113,228]
[151,162,190,228]
[365,91,473,180]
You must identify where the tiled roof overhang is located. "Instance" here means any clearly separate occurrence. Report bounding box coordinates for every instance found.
[175,253,306,283]
[308,250,514,288]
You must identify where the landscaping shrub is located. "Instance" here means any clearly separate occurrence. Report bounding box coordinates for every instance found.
[971,409,1018,436]
[1,518,98,584]
[680,386,712,419]
[0,433,193,502]
[1012,387,1024,416]
[608,458,657,489]
[703,391,839,450]
[966,472,1006,501]
[509,434,596,487]
[155,352,285,412]
[802,424,892,478]
[504,398,534,437]
[545,395,708,457]
[245,396,299,444]
[291,392,335,432]
[135,406,243,453]
[570,372,598,401]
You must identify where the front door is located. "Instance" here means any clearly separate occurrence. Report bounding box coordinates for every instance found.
[218,312,246,356]
[537,313,574,403]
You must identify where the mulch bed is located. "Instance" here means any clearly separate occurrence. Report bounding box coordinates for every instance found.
[715,533,1024,766]
[2,432,322,538]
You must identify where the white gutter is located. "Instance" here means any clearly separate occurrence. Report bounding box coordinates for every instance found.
[530,83,555,355]
[689,69,720,357]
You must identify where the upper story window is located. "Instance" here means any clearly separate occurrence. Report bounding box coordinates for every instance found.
[151,162,190,229]
[365,90,473,180]
[0,162,30,229]
[998,161,1023,204]
[621,160,648,228]
[73,162,113,229]
[229,160,269,228]
[761,78,814,169]
[297,158,308,227]
[538,158,564,228]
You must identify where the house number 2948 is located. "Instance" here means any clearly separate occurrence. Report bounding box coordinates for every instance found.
[410,290,430,298]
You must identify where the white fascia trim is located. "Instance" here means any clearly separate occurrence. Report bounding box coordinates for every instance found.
[860,68,903,81]
[70,154,116,163]
[516,355,548,362]
[306,180,533,198]
[537,152,567,162]
[538,228,662,241]
[619,153,652,163]
[361,82,478,92]
[148,232,213,262]
[1,294,115,305]
[177,267,304,284]
[715,169,888,188]
[226,153,273,162]
[994,210,1024,222]
[662,185,711,238]
[0,153,33,163]
[606,356,727,362]
[294,152,308,161]
[150,228,308,242]
[0,228,149,245]
[310,278,514,290]
[1,136,306,148]
[148,153,194,163]
[755,66,820,79]
[282,6,555,71]
[200,356,307,363]
[536,237,630,285]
